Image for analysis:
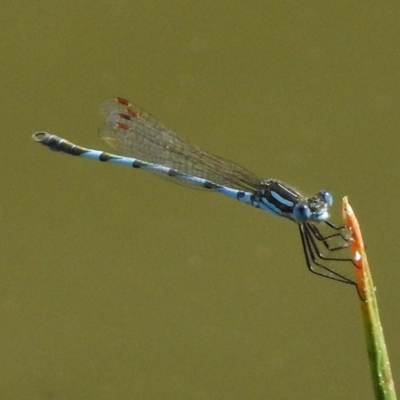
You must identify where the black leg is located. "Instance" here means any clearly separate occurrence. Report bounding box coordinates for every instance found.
[299,223,356,285]
[308,222,351,251]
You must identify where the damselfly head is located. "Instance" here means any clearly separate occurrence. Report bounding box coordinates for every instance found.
[292,190,332,223]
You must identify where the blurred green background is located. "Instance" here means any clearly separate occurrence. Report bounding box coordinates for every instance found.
[1,1,399,399]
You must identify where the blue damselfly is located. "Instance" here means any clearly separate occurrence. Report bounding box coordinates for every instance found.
[33,97,355,286]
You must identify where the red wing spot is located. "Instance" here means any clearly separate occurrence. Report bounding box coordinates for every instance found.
[118,113,132,121]
[126,109,139,118]
[115,97,131,107]
[116,122,130,131]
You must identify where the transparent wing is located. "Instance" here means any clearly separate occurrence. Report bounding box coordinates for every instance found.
[99,97,261,190]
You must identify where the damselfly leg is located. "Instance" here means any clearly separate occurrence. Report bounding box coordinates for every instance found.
[299,222,356,285]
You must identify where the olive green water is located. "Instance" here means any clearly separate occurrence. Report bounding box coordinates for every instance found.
[1,2,399,399]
